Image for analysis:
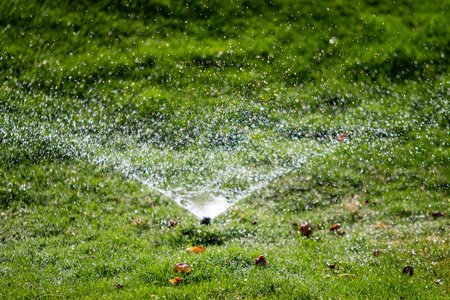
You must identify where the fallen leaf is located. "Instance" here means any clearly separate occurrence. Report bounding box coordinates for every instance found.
[186,245,205,253]
[299,222,312,237]
[169,276,182,285]
[431,211,445,217]
[255,255,268,266]
[374,222,386,229]
[343,195,360,214]
[168,220,178,228]
[173,263,191,273]
[402,265,414,277]
[330,223,341,232]
[339,274,355,279]
[114,283,123,289]
[334,132,348,142]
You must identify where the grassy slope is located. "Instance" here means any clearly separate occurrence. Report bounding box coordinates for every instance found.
[1,0,449,299]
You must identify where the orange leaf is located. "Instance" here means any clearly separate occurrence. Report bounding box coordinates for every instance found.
[330,223,341,232]
[374,222,386,229]
[186,245,205,253]
[173,262,191,273]
[169,276,182,285]
[334,132,348,142]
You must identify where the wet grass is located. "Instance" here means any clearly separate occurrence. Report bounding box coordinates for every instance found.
[0,156,448,299]
[1,0,449,299]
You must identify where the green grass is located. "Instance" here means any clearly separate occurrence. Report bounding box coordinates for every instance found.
[1,0,449,298]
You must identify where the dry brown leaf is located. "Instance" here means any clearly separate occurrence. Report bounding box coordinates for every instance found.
[334,132,348,142]
[343,195,360,214]
[374,222,386,229]
[330,223,341,232]
[169,276,182,285]
[255,255,268,266]
[186,245,205,253]
[299,222,312,237]
[173,262,191,273]
[402,265,414,277]
[168,220,178,228]
[432,211,445,217]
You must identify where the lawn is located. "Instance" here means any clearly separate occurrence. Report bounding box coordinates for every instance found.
[0,0,449,298]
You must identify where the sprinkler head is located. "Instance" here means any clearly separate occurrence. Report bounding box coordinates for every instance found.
[201,217,211,225]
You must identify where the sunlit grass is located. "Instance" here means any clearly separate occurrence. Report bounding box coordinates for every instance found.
[1,0,449,298]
